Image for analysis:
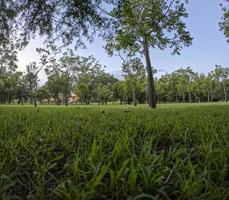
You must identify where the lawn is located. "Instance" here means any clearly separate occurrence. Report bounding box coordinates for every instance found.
[1,103,229,199]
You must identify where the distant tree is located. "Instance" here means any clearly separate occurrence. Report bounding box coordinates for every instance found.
[155,66,229,104]
[17,77,27,105]
[0,79,4,90]
[214,65,229,102]
[174,67,195,103]
[24,62,39,105]
[98,85,112,105]
[58,51,79,106]
[122,57,145,106]
[46,72,63,104]
[76,81,91,105]
[37,85,50,103]
[189,73,206,103]
[156,75,171,103]
[75,55,113,105]
[112,81,126,104]
[106,0,192,108]
[203,73,215,102]
[24,48,49,107]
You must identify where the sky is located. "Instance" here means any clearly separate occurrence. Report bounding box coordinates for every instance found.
[17,0,229,83]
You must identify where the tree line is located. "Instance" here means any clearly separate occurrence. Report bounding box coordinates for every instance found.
[0,44,228,106]
[0,0,228,108]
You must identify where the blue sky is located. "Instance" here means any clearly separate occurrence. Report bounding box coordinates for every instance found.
[18,0,229,81]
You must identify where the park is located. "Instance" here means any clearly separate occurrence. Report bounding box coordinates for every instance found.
[0,0,229,199]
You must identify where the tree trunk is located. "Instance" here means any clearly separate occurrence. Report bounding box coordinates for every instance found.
[183,94,185,103]
[3,95,5,104]
[207,89,210,103]
[130,80,137,106]
[194,93,197,103]
[65,95,68,106]
[21,97,24,105]
[34,96,37,107]
[8,94,11,104]
[65,92,68,106]
[34,82,37,107]
[210,90,213,102]
[188,90,191,103]
[222,80,227,102]
[143,36,156,108]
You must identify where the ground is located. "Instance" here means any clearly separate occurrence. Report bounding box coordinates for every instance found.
[1,103,229,199]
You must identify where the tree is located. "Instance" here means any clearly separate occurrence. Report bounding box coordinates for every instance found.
[75,55,113,105]
[214,65,229,102]
[57,51,79,106]
[174,67,195,103]
[112,81,126,104]
[203,73,215,102]
[24,48,49,107]
[24,49,49,107]
[1,0,128,49]
[0,1,17,44]
[0,41,17,75]
[189,73,206,103]
[46,72,64,104]
[37,85,50,104]
[220,0,229,42]
[122,57,145,106]
[106,0,192,108]
[76,81,91,105]
[98,85,112,105]
[156,75,172,103]
[0,39,21,104]
[24,62,39,105]
[17,77,27,105]
[0,79,5,101]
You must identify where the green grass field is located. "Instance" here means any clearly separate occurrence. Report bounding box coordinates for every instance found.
[1,103,229,199]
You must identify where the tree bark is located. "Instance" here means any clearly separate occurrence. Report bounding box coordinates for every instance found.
[132,85,137,106]
[143,36,156,108]
[34,82,37,107]
[194,93,197,103]
[207,89,210,103]
[21,97,24,105]
[222,80,227,102]
[129,76,137,106]
[188,90,191,103]
[65,93,68,106]
[183,94,185,103]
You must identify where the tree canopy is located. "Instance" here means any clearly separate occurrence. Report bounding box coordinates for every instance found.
[106,0,192,108]
[220,0,229,42]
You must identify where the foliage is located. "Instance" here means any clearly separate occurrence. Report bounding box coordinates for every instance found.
[122,57,146,105]
[156,66,229,103]
[219,0,229,42]
[0,0,126,48]
[106,0,193,108]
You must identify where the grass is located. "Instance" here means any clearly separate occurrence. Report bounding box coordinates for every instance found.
[1,103,229,199]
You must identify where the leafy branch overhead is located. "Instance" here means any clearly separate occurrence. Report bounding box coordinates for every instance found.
[0,0,126,47]
[220,0,229,42]
[107,0,193,55]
